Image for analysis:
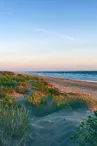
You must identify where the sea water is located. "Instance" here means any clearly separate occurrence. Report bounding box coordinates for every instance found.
[25,71,97,82]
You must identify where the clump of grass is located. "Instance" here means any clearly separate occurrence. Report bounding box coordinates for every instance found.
[0,103,30,146]
[15,87,29,95]
[32,78,48,91]
[28,78,61,108]
[57,92,97,110]
[32,77,61,96]
[0,90,6,99]
[28,95,45,106]
[47,88,61,96]
[0,96,17,106]
[0,73,31,98]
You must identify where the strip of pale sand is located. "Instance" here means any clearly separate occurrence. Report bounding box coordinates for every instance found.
[41,76,97,99]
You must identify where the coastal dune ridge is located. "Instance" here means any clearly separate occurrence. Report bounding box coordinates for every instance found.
[0,71,97,146]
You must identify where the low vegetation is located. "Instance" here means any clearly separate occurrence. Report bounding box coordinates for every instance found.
[73,111,97,146]
[1,71,97,145]
[0,72,31,146]
[28,77,97,115]
[1,71,97,115]
[0,103,30,146]
[0,72,30,97]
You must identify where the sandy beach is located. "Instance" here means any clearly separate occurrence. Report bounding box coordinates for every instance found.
[41,76,97,99]
[1,72,97,146]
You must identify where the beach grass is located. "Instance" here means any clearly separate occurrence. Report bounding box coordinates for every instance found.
[0,103,30,146]
[0,72,31,97]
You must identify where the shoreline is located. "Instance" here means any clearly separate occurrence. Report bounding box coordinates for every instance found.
[39,75,97,99]
[16,72,97,99]
[37,74,97,83]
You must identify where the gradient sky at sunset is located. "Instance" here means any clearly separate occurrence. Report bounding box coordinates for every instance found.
[0,0,97,71]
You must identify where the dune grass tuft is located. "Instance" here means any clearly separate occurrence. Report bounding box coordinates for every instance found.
[0,103,30,146]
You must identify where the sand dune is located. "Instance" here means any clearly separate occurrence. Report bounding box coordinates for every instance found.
[28,108,92,146]
[23,75,96,146]
[0,72,95,146]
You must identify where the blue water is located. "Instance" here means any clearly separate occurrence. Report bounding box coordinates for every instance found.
[25,71,97,82]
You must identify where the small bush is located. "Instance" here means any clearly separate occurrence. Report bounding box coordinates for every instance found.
[72,112,97,146]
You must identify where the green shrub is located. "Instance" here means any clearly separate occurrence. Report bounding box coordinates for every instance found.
[73,112,97,146]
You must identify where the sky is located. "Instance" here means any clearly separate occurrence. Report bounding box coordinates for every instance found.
[0,0,97,71]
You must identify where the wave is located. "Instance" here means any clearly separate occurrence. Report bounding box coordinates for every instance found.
[25,71,97,82]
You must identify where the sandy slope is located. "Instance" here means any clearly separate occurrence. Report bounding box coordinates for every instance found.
[42,76,97,99]
[25,76,95,146]
[28,108,91,146]
[16,75,95,146]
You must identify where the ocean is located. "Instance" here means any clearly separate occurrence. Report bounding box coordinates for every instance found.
[25,71,97,82]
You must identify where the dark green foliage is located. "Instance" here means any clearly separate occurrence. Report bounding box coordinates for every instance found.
[15,87,29,94]
[94,111,97,117]
[0,75,29,88]
[0,90,6,98]
[0,87,14,97]
[73,112,97,146]
[0,73,30,97]
[68,98,88,109]
[0,76,18,87]
[0,96,17,106]
[47,88,60,96]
